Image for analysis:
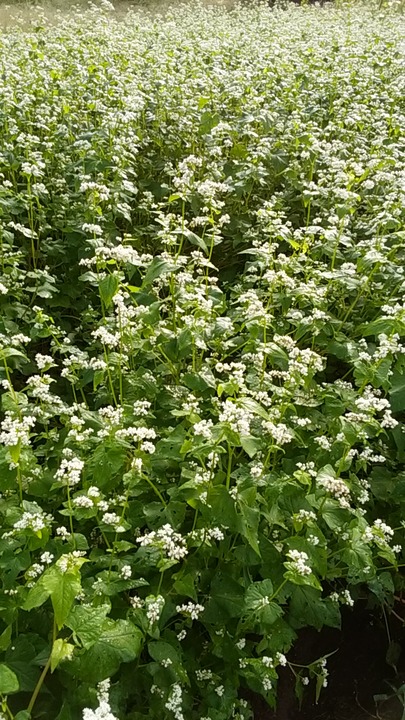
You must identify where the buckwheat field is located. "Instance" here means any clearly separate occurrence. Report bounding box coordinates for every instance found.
[0,1,404,718]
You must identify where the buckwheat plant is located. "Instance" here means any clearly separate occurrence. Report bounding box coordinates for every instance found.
[0,0,404,718]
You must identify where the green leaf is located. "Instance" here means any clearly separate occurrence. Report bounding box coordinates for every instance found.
[386,640,401,669]
[142,257,176,286]
[68,619,143,684]
[289,587,340,631]
[315,671,324,704]
[204,573,244,622]
[0,664,19,694]
[66,604,110,648]
[180,228,208,254]
[0,625,12,652]
[50,639,75,672]
[5,638,40,692]
[390,370,405,412]
[99,274,119,308]
[0,348,28,365]
[245,579,274,609]
[55,703,73,720]
[148,641,189,684]
[198,110,219,135]
[240,435,261,458]
[237,496,261,555]
[42,568,81,630]
[23,578,51,612]
[173,572,197,600]
[238,398,270,421]
[284,569,322,591]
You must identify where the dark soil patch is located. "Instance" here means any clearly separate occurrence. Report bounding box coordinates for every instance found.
[248,604,405,720]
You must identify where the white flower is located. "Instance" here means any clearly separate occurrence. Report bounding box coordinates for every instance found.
[0,413,36,448]
[130,595,144,609]
[88,486,101,498]
[165,683,184,720]
[55,450,84,487]
[276,652,287,666]
[195,669,213,681]
[137,524,187,561]
[296,509,316,522]
[102,513,125,532]
[14,511,49,533]
[35,353,55,370]
[82,679,118,720]
[73,495,93,508]
[92,327,120,348]
[219,399,253,436]
[263,421,294,445]
[176,602,204,621]
[287,550,312,576]
[56,526,71,539]
[193,419,214,439]
[120,564,132,580]
[146,595,165,624]
[262,677,273,692]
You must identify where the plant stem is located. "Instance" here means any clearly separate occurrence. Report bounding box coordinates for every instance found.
[27,622,56,715]
[226,443,233,490]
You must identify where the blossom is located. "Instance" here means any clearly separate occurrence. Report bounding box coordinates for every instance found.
[120,564,132,580]
[137,524,188,561]
[146,595,165,625]
[55,451,84,487]
[0,413,36,448]
[82,679,118,720]
[165,684,184,720]
[286,550,312,576]
[176,602,204,620]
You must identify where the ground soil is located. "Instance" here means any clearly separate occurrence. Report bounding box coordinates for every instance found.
[248,603,405,720]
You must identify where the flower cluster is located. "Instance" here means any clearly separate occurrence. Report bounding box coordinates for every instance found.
[0,2,403,720]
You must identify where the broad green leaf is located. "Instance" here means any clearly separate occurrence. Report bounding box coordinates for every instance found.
[23,578,51,612]
[284,569,322,591]
[240,435,261,458]
[173,572,197,600]
[289,586,340,631]
[68,619,143,684]
[42,568,81,630]
[66,604,110,648]
[55,703,73,720]
[148,640,180,665]
[148,640,189,684]
[237,497,261,555]
[204,573,244,622]
[390,370,405,412]
[142,257,176,286]
[51,639,75,672]
[5,638,40,692]
[245,579,274,610]
[0,625,12,652]
[180,228,208,254]
[0,664,19,694]
[99,274,119,308]
[239,397,270,421]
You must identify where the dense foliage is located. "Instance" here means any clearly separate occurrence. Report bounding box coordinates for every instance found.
[0,1,405,718]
